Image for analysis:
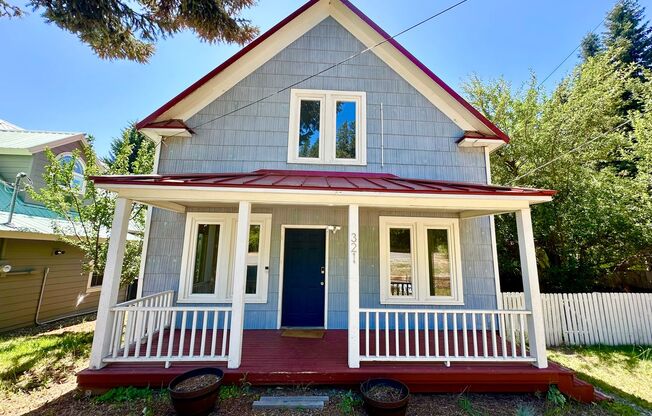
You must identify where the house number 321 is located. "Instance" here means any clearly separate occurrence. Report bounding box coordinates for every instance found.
[350,232,358,264]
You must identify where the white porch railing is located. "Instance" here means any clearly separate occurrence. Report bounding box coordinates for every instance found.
[103,291,232,367]
[359,308,534,365]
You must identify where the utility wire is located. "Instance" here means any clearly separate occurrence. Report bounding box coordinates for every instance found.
[537,11,609,89]
[153,0,470,148]
[507,119,631,184]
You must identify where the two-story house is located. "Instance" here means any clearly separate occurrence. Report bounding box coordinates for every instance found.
[79,0,597,401]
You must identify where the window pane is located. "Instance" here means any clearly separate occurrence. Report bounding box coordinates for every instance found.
[298,100,320,158]
[245,265,258,294]
[427,229,451,296]
[192,224,220,294]
[335,101,356,159]
[389,228,413,296]
[73,160,84,174]
[246,224,261,295]
[90,272,103,287]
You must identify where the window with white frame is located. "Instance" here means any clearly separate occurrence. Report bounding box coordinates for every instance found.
[379,217,463,305]
[178,213,272,303]
[288,89,366,165]
[56,152,86,193]
[87,270,103,291]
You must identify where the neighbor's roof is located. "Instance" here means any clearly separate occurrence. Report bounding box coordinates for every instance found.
[91,169,556,198]
[136,0,509,144]
[0,128,86,156]
[0,185,142,240]
[0,119,24,131]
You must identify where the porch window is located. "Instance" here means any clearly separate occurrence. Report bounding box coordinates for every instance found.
[179,213,271,303]
[288,89,366,165]
[379,217,463,305]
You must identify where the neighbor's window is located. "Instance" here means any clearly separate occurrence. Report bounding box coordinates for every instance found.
[87,271,103,291]
[288,89,366,165]
[57,153,86,193]
[179,213,271,303]
[379,217,463,305]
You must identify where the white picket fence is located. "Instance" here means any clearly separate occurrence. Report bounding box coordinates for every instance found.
[503,292,652,346]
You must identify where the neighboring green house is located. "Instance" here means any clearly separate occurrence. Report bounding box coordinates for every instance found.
[0,120,114,331]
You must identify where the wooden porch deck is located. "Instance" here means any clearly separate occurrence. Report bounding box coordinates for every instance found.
[77,330,600,402]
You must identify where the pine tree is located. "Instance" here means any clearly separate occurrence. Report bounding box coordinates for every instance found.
[105,124,154,174]
[603,0,652,68]
[0,0,258,63]
[580,33,603,61]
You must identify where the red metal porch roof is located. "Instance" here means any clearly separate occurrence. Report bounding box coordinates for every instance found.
[91,169,555,198]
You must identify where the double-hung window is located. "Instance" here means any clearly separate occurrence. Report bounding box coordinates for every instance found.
[379,217,463,305]
[179,213,272,303]
[288,89,366,165]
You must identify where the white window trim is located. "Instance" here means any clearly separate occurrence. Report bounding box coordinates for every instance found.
[379,216,464,305]
[56,152,87,194]
[288,88,367,166]
[178,212,272,304]
[87,271,102,292]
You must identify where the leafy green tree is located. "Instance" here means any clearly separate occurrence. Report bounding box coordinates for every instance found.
[29,136,153,286]
[0,0,259,62]
[464,50,652,292]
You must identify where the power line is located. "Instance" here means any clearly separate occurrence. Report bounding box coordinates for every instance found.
[153,0,470,148]
[537,10,609,89]
[507,119,631,184]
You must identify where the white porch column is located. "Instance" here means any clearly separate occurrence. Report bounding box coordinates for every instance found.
[515,208,548,368]
[348,204,360,368]
[228,201,251,369]
[89,197,132,369]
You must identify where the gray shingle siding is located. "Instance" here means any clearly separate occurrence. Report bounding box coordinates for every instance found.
[142,17,498,329]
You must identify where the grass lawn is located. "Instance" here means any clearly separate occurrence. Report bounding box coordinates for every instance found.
[549,345,652,414]
[1,316,650,415]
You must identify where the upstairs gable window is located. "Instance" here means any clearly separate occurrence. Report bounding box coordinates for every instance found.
[288,89,366,165]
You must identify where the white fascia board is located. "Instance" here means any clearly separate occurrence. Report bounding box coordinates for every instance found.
[457,138,505,152]
[157,2,329,122]
[28,133,88,154]
[96,183,552,211]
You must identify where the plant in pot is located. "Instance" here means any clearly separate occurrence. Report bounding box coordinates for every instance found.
[168,367,224,416]
[360,378,410,416]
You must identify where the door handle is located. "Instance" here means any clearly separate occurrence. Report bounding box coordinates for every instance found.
[320,282,325,286]
[320,266,325,274]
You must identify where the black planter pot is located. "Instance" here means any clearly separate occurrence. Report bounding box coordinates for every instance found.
[168,367,224,416]
[360,378,410,416]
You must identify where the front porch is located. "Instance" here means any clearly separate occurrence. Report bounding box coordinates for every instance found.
[79,170,598,397]
[78,325,597,402]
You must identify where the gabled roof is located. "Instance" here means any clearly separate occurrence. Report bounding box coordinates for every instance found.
[136,0,509,143]
[91,169,554,198]
[0,129,86,156]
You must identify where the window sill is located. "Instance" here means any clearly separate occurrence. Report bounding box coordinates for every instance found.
[86,286,102,293]
[380,298,465,306]
[177,297,268,304]
[287,159,367,166]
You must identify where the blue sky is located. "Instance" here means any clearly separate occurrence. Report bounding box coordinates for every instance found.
[1,0,650,157]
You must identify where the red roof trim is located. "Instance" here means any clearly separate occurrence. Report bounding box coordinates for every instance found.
[90,169,555,197]
[135,0,509,144]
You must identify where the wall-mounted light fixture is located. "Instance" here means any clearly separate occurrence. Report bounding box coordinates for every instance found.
[326,225,341,234]
[53,249,65,256]
[1,264,11,273]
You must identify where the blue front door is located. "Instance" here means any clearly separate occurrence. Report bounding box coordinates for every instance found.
[281,228,326,327]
